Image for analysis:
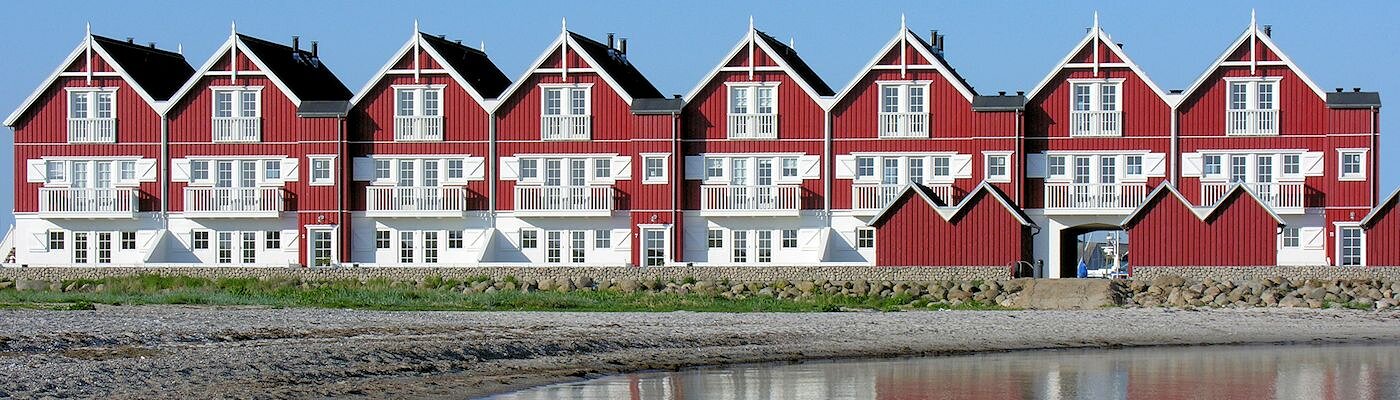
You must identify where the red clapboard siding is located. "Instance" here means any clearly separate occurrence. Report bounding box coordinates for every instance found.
[13,145,162,212]
[12,76,163,144]
[680,140,825,210]
[684,71,826,140]
[496,74,640,141]
[872,189,1028,266]
[1366,198,1400,266]
[1178,67,1327,136]
[1027,69,1172,138]
[832,69,974,138]
[1126,190,1280,267]
[829,138,1018,209]
[352,74,490,141]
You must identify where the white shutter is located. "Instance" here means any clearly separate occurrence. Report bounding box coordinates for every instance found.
[500,157,519,180]
[31,232,47,252]
[613,228,632,250]
[464,157,485,180]
[171,159,191,182]
[1144,153,1167,177]
[835,155,857,179]
[1181,153,1203,177]
[684,156,705,180]
[799,155,821,179]
[282,229,299,252]
[1302,227,1325,250]
[1026,154,1047,178]
[281,159,299,182]
[951,154,973,179]
[26,160,46,183]
[611,156,632,180]
[352,157,375,182]
[799,229,821,251]
[1301,151,1324,176]
[135,159,158,182]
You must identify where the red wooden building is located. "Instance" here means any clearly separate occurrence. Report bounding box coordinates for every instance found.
[1361,188,1400,266]
[867,183,1035,267]
[1122,183,1284,267]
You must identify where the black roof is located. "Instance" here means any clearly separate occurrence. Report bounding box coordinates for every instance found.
[91,35,195,101]
[1326,91,1381,109]
[972,94,1026,111]
[237,34,351,102]
[297,100,350,118]
[754,31,835,96]
[631,97,685,114]
[907,31,977,97]
[419,33,511,99]
[567,32,664,100]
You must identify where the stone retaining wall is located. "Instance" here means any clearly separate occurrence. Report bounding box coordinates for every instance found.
[1131,266,1400,282]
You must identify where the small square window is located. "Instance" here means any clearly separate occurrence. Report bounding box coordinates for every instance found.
[48,231,65,250]
[594,229,611,249]
[856,157,875,178]
[447,159,464,179]
[448,230,464,249]
[986,155,1010,182]
[594,159,610,179]
[781,158,798,178]
[781,229,798,248]
[120,231,136,250]
[857,228,875,248]
[192,231,209,250]
[705,158,724,179]
[46,161,67,183]
[1203,155,1223,177]
[264,160,281,181]
[1126,155,1143,176]
[644,156,666,183]
[374,159,392,180]
[520,159,538,180]
[191,161,210,181]
[310,157,334,185]
[1047,156,1066,177]
[933,157,950,177]
[1340,151,1365,180]
[1283,154,1301,176]
[707,229,724,248]
[521,230,539,249]
[265,231,281,249]
[1281,227,1300,248]
[375,230,391,249]
[119,161,136,181]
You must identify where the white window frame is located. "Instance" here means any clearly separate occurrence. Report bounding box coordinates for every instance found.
[876,81,931,138]
[65,87,118,143]
[540,83,593,140]
[1067,78,1123,137]
[983,152,1013,183]
[1335,223,1365,267]
[856,227,876,249]
[210,86,263,142]
[1280,227,1300,249]
[642,154,668,184]
[392,84,445,141]
[698,154,807,185]
[1223,77,1282,136]
[308,155,336,186]
[781,229,798,249]
[725,82,780,139]
[1280,153,1303,181]
[1337,149,1368,181]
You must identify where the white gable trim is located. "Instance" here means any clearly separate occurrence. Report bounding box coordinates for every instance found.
[1361,187,1400,228]
[1178,22,1325,105]
[163,34,304,115]
[1121,182,1286,228]
[350,32,494,107]
[833,28,974,106]
[6,35,168,126]
[866,181,1034,227]
[683,27,833,109]
[485,32,638,113]
[1026,26,1172,106]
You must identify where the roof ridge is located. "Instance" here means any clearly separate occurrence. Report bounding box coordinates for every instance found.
[91,34,186,58]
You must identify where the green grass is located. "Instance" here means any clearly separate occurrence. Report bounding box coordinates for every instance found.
[0,275,1010,312]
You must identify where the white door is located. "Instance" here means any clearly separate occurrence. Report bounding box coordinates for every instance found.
[309,229,334,266]
[643,228,666,267]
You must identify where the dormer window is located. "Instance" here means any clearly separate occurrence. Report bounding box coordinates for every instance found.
[211,87,262,142]
[541,84,591,140]
[1068,79,1122,136]
[66,88,117,143]
[727,82,778,139]
[877,82,929,138]
[394,85,444,141]
[1225,78,1280,135]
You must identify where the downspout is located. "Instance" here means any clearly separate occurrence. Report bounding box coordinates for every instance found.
[1372,106,1379,205]
[823,108,832,223]
[1169,108,1179,183]
[670,109,680,264]
[1015,108,1023,204]
[159,115,169,223]
[488,112,497,225]
[337,116,347,265]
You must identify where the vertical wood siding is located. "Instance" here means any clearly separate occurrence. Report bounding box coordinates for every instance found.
[873,190,1027,266]
[1366,200,1400,266]
[1126,191,1280,267]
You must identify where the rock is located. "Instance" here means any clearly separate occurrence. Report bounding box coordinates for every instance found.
[16,279,49,291]
[537,279,556,292]
[616,279,639,293]
[758,287,775,297]
[0,281,12,290]
[1279,297,1305,308]
[795,281,816,293]
[947,290,972,302]
[49,281,63,292]
[1008,279,1124,310]
[1305,287,1327,300]
[572,276,593,289]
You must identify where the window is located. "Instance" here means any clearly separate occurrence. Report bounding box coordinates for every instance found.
[74,233,89,263]
[594,159,610,179]
[1126,155,1143,177]
[756,231,773,263]
[45,161,66,183]
[856,157,876,179]
[447,159,464,180]
[570,231,586,263]
[594,230,611,249]
[423,231,439,264]
[1047,156,1066,178]
[216,232,233,263]
[781,158,798,179]
[643,156,667,183]
[781,229,798,248]
[1230,155,1248,183]
[97,232,112,263]
[48,231,65,250]
[120,231,136,250]
[727,84,778,138]
[375,230,391,249]
[707,229,724,249]
[882,158,899,185]
[731,230,748,263]
[986,154,1010,182]
[877,82,930,137]
[908,158,924,185]
[1340,151,1366,180]
[1226,79,1280,135]
[1068,80,1122,136]
[705,158,724,179]
[1281,227,1300,248]
[857,228,875,248]
[1203,155,1223,177]
[394,87,442,119]
[212,87,261,141]
[546,231,562,263]
[1340,226,1364,266]
[448,230,464,249]
[542,86,591,139]
[265,231,281,249]
[1282,154,1301,176]
[263,160,281,181]
[66,89,116,142]
[520,159,538,180]
[192,160,210,181]
[643,229,666,267]
[521,229,538,249]
[400,231,415,263]
[310,156,334,186]
[242,232,257,263]
[192,231,210,250]
[933,156,950,177]
[119,161,136,181]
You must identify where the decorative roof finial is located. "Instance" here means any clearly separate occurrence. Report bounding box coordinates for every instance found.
[85,22,91,37]
[901,13,906,31]
[749,15,755,31]
[414,19,420,34]
[177,43,183,55]
[1250,8,1257,29]
[1092,11,1099,31]
[230,20,237,36]
[480,40,486,52]
[561,17,567,34]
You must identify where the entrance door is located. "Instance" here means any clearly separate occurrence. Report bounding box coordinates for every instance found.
[308,229,334,266]
[642,228,666,267]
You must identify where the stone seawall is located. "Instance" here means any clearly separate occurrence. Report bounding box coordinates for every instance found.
[1131,266,1400,282]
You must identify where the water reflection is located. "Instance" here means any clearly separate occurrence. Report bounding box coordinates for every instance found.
[486,344,1400,400]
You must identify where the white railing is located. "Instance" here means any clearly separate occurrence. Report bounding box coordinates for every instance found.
[515,186,614,215]
[701,185,801,215]
[878,112,929,138]
[366,186,468,217]
[1226,109,1279,135]
[394,115,443,141]
[727,114,777,139]
[1201,182,1303,209]
[1044,182,1148,210]
[541,115,591,140]
[67,118,116,143]
[212,116,261,142]
[183,187,284,217]
[1069,110,1122,136]
[38,187,137,217]
[852,184,956,211]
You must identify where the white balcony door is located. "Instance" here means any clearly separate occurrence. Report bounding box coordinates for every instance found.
[1100,156,1118,204]
[398,160,417,207]
[1072,156,1092,202]
[1256,155,1276,201]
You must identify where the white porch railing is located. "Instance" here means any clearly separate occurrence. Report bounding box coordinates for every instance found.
[541,115,591,140]
[66,118,116,143]
[1069,110,1122,136]
[212,116,262,142]
[1201,182,1303,210]
[394,115,443,141]
[514,186,614,216]
[38,187,137,218]
[701,185,801,216]
[366,186,468,217]
[878,112,929,138]
[183,187,284,217]
[852,184,956,211]
[1044,182,1148,211]
[727,114,777,139]
[1226,109,1279,135]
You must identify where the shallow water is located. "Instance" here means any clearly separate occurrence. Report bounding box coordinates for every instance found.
[486,344,1400,400]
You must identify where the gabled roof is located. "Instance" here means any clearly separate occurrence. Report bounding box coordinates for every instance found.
[1120,182,1285,228]
[832,20,976,106]
[350,27,511,107]
[1326,90,1381,109]
[683,21,835,107]
[165,29,351,113]
[1026,14,1172,105]
[487,24,665,112]
[1178,13,1326,104]
[1361,187,1400,229]
[5,30,195,126]
[867,181,1035,227]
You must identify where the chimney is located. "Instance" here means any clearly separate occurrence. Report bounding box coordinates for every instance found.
[1117,42,1124,49]
[1337,88,1345,93]
[930,30,938,44]
[126,37,134,43]
[1354,87,1362,93]
[673,94,681,99]
[999,91,1007,96]
[1016,91,1025,97]
[1263,25,1272,37]
[620,38,628,55]
[607,33,615,49]
[937,35,945,52]
[293,36,300,52]
[311,41,319,57]
[148,42,156,49]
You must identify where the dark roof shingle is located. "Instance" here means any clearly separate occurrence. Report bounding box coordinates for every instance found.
[419,33,511,99]
[237,34,351,102]
[1326,91,1381,109]
[91,35,195,101]
[567,32,664,100]
[754,31,834,96]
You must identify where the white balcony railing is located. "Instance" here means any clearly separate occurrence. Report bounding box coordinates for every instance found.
[1044,182,1148,212]
[1226,109,1279,135]
[727,114,777,139]
[878,112,929,138]
[541,115,591,140]
[183,187,284,218]
[852,183,956,211]
[1201,182,1303,210]
[1069,110,1122,136]
[366,186,468,217]
[394,115,443,141]
[212,116,262,142]
[514,186,614,216]
[38,187,137,218]
[701,185,801,216]
[67,118,116,143]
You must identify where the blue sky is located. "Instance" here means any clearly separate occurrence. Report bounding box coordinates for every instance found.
[1,1,1395,229]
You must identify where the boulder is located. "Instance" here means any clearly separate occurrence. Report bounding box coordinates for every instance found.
[14,279,47,291]
[616,278,640,293]
[1009,279,1124,310]
[795,281,816,293]
[1152,275,1187,288]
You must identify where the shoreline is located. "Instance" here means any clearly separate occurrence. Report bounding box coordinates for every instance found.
[1,306,1399,399]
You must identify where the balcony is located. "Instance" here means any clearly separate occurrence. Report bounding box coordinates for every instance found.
[541,115,591,140]
[67,118,116,143]
[701,185,801,216]
[878,112,929,138]
[514,186,614,217]
[1044,182,1148,214]
[183,187,284,218]
[1069,110,1121,136]
[1201,182,1303,213]
[366,186,468,217]
[727,114,777,139]
[394,115,443,141]
[212,116,262,142]
[1226,110,1278,136]
[852,183,956,212]
[38,187,137,218]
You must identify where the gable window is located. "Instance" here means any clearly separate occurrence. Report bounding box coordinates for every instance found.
[66,88,117,143]
[1225,79,1280,135]
[1069,80,1122,136]
[211,87,262,142]
[878,82,929,138]
[727,83,778,139]
[393,86,444,141]
[1339,150,1367,181]
[541,85,591,140]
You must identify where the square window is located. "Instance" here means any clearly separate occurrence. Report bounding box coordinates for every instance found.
[856,157,875,178]
[1047,156,1066,177]
[707,229,724,249]
[264,160,281,181]
[192,231,209,250]
[521,229,538,249]
[447,159,464,179]
[1126,155,1143,176]
[933,157,950,177]
[1341,152,1365,180]
[594,229,611,249]
[1281,227,1300,248]
[46,161,66,183]
[705,158,724,179]
[781,229,798,248]
[310,157,334,185]
[120,231,136,250]
[986,155,1009,181]
[1283,154,1301,175]
[520,159,538,180]
[48,230,65,250]
[1203,155,1223,177]
[781,158,798,178]
[857,228,875,248]
[374,159,392,181]
[448,230,464,249]
[191,160,210,181]
[265,231,281,249]
[119,161,136,181]
[644,156,666,183]
[375,230,391,249]
[594,159,610,179]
